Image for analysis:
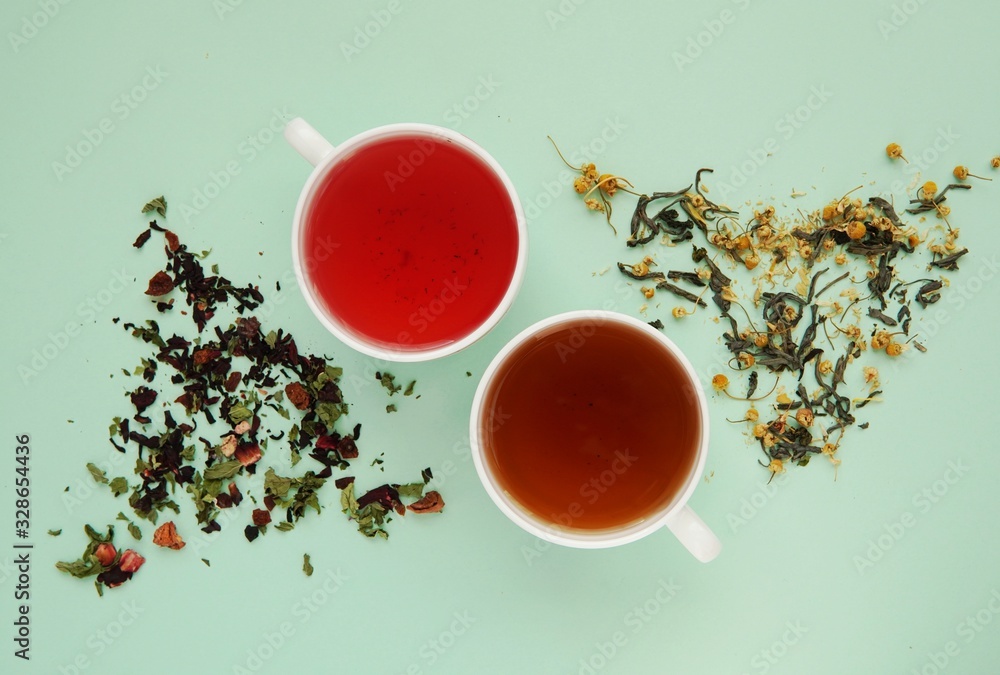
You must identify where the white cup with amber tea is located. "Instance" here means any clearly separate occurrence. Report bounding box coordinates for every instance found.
[470,310,721,562]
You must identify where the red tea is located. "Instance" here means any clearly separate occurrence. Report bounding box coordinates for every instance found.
[302,134,519,350]
[481,319,701,531]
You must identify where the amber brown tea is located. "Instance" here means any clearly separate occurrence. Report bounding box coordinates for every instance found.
[481,318,701,531]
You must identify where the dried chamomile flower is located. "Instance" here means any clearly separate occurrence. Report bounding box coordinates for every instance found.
[886,143,907,163]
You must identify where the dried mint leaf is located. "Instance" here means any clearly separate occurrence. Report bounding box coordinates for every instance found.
[141,196,167,217]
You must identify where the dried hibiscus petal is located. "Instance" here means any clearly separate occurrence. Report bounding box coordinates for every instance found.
[252,508,271,526]
[145,271,174,296]
[164,230,180,252]
[130,386,157,413]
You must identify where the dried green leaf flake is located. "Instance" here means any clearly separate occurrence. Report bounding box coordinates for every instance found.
[87,463,109,484]
[109,477,129,497]
[203,460,243,480]
[141,196,168,217]
[303,553,313,576]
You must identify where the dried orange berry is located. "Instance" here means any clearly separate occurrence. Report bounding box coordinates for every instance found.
[871,331,891,350]
[641,286,655,299]
[886,143,907,162]
[920,181,938,200]
[953,165,991,182]
[822,204,837,221]
[846,220,866,240]
[671,306,688,319]
[992,156,1000,169]
[795,408,814,427]
[597,174,619,196]
[711,374,729,391]
[744,253,760,270]
[885,342,904,357]
[746,408,759,422]
[753,333,769,348]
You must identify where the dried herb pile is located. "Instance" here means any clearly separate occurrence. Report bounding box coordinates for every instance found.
[58,198,443,594]
[557,146,990,479]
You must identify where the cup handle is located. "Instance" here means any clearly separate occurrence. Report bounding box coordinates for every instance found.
[284,117,335,167]
[664,504,721,563]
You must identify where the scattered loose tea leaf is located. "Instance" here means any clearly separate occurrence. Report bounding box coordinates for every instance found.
[303,553,313,577]
[141,196,167,217]
[87,463,109,485]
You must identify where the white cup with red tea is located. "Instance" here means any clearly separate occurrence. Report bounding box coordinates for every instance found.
[284,118,527,362]
[470,310,721,562]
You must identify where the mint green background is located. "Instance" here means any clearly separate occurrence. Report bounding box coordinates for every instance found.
[2,1,1000,673]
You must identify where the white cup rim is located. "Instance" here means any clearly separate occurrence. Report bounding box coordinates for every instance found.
[469,310,711,548]
[290,122,527,363]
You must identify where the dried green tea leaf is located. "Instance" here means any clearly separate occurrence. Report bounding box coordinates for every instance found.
[87,463,109,484]
[386,404,397,414]
[228,404,254,424]
[48,529,62,536]
[264,468,293,499]
[274,522,294,532]
[340,482,359,515]
[202,558,211,567]
[303,553,313,577]
[378,372,402,396]
[396,482,426,500]
[204,460,242,480]
[141,196,167,217]
[128,522,142,540]
[404,380,416,396]
[315,401,344,427]
[56,555,102,578]
[109,476,129,497]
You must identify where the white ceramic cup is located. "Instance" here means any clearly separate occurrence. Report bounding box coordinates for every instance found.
[283,118,527,362]
[470,310,721,562]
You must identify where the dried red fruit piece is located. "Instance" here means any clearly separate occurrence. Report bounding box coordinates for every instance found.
[252,509,271,526]
[285,382,310,410]
[145,271,174,296]
[337,437,359,459]
[94,542,117,567]
[118,549,145,573]
[164,230,180,252]
[407,491,445,514]
[152,521,186,550]
[193,348,221,365]
[234,442,261,467]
